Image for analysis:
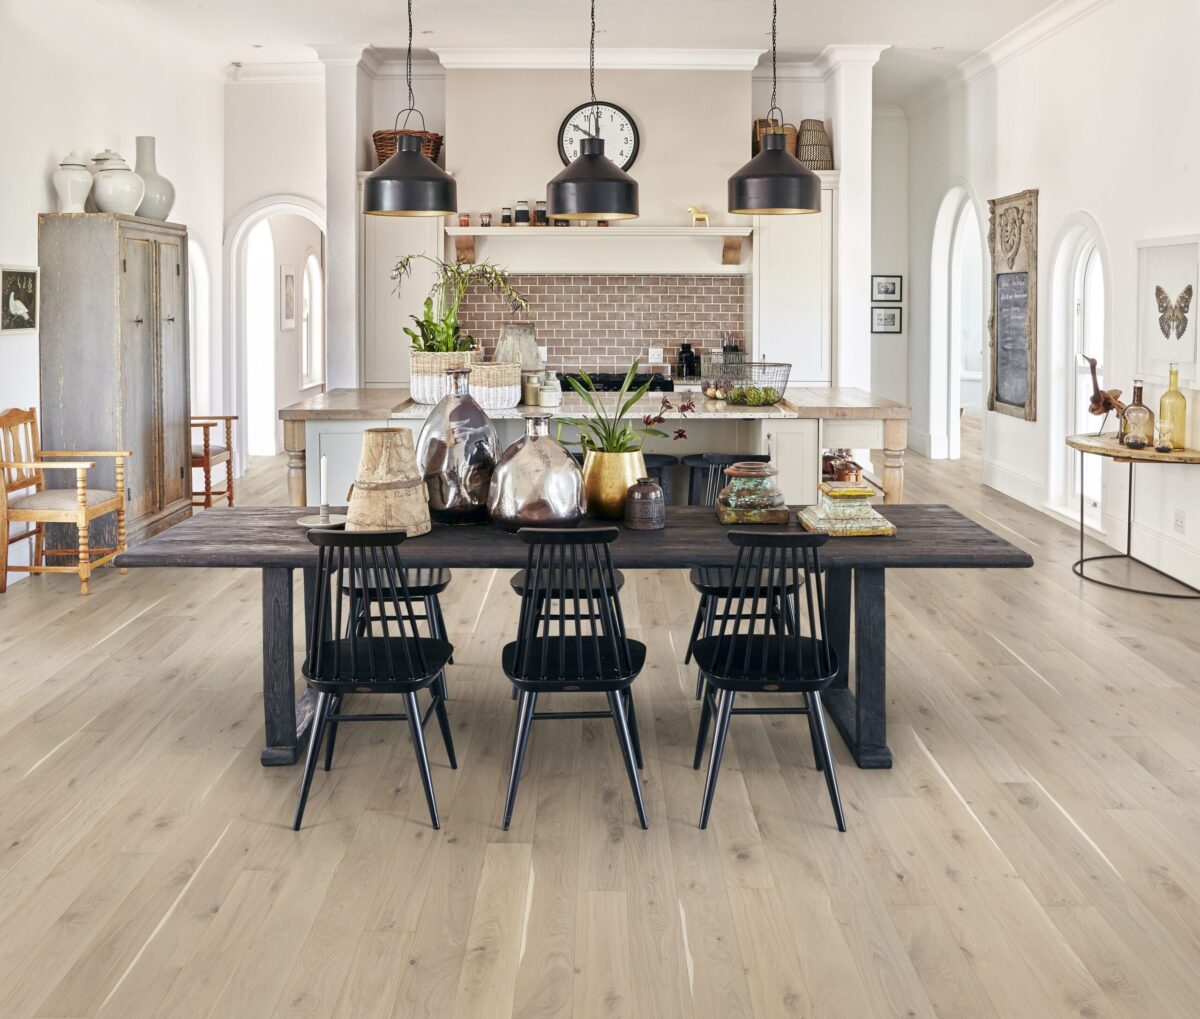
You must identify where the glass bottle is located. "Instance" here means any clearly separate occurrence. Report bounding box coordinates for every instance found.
[1120,379,1154,449]
[676,342,698,380]
[1159,362,1187,451]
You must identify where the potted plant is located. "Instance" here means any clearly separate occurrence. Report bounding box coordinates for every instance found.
[392,254,528,403]
[560,361,693,519]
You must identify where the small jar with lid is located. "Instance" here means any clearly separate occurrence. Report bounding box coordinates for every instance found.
[626,477,666,530]
[480,211,492,227]
[515,200,531,226]
[538,372,563,407]
[501,206,513,226]
[458,212,471,227]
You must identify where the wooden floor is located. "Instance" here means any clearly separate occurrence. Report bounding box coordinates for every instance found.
[2,415,1200,1018]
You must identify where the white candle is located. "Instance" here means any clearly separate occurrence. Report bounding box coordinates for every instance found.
[319,454,328,506]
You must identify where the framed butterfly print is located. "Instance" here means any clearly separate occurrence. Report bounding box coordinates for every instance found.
[1136,237,1199,384]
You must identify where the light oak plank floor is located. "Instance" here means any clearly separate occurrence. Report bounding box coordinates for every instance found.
[2,417,1200,1018]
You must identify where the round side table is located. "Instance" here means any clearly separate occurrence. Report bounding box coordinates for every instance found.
[1066,432,1200,599]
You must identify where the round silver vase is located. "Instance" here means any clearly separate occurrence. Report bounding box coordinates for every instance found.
[416,368,500,525]
[488,415,586,531]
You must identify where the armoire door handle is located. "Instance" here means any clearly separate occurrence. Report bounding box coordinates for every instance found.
[166,315,175,324]
[134,316,144,326]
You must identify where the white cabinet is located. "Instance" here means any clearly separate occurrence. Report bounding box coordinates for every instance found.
[759,419,820,506]
[359,213,441,386]
[752,179,837,387]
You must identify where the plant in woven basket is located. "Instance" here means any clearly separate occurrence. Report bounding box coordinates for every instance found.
[560,361,694,452]
[393,255,528,353]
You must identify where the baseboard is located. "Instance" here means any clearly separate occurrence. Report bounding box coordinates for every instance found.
[907,428,948,459]
[1128,523,1200,590]
[981,456,1046,507]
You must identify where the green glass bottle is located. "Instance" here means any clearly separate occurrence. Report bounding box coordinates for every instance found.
[1159,362,1187,451]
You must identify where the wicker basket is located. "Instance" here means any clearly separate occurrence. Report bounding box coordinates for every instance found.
[752,117,798,156]
[372,129,443,167]
[410,350,474,405]
[469,361,522,410]
[797,119,834,171]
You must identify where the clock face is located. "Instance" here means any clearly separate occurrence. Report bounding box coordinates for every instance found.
[558,101,639,172]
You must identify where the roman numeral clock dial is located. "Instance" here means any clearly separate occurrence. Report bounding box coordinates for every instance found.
[557,101,640,171]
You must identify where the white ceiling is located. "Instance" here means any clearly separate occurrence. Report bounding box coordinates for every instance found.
[131,0,1061,104]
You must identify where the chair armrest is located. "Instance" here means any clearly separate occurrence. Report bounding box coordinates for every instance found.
[191,415,239,422]
[40,450,133,458]
[0,460,96,470]
[190,421,216,433]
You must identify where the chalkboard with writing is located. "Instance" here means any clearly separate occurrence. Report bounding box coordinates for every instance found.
[994,272,1029,408]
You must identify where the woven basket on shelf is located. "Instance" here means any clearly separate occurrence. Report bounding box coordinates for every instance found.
[752,117,797,156]
[410,350,474,405]
[469,361,522,410]
[372,129,443,167]
[797,119,834,171]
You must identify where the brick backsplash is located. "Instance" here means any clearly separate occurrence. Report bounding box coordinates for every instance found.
[457,274,747,372]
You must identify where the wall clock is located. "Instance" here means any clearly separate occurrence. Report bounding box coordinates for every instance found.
[558,101,640,171]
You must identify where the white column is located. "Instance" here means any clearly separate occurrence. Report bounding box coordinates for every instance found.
[314,45,373,389]
[817,45,888,391]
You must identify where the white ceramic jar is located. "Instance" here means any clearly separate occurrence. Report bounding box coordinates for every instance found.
[53,152,92,213]
[92,151,144,215]
[134,136,175,220]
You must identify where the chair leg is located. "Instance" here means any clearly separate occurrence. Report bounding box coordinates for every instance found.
[684,596,705,664]
[622,689,643,769]
[699,689,735,829]
[809,692,846,832]
[323,694,341,771]
[202,461,213,509]
[502,690,537,831]
[693,683,714,770]
[404,691,441,830]
[803,692,824,772]
[226,460,235,507]
[293,691,331,831]
[33,523,44,571]
[77,516,90,596]
[433,684,457,769]
[608,691,649,829]
[694,596,717,699]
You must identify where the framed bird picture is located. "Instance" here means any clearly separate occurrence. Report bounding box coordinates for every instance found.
[1136,237,1199,385]
[0,265,38,334]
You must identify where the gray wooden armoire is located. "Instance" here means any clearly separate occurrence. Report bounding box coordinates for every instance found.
[37,213,191,549]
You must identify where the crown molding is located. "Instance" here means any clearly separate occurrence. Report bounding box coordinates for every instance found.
[310,43,371,66]
[754,60,824,83]
[431,47,764,71]
[360,46,448,81]
[225,62,325,84]
[873,104,907,121]
[814,44,890,77]
[905,0,1116,114]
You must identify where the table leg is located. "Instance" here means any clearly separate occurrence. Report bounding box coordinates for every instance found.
[823,567,892,768]
[284,420,307,508]
[882,419,906,504]
[824,568,852,691]
[260,567,317,766]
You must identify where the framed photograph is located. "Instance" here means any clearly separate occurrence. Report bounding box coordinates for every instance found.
[1,265,39,334]
[1136,236,1198,384]
[279,265,297,331]
[871,306,902,334]
[987,189,1038,421]
[871,275,902,302]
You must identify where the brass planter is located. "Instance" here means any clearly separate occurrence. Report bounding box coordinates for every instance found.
[582,450,646,520]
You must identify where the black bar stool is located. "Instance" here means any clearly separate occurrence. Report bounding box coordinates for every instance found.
[501,527,648,830]
[692,531,844,832]
[682,452,771,506]
[642,452,679,504]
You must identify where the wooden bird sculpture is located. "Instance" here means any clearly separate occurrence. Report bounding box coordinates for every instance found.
[1082,354,1125,434]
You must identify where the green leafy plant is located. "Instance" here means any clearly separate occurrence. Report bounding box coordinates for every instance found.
[559,361,694,453]
[392,254,528,352]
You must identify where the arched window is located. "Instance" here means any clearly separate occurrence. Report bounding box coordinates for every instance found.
[301,254,324,389]
[1070,243,1106,517]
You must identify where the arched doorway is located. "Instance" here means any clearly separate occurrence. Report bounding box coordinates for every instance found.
[223,196,326,471]
[929,184,987,460]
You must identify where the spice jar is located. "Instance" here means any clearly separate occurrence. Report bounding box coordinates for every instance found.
[458,212,471,227]
[480,212,492,227]
[515,200,531,226]
[501,207,513,226]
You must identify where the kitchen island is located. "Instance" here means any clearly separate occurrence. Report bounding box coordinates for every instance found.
[280,386,909,508]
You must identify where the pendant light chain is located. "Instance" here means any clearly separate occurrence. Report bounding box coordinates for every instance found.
[768,0,781,122]
[406,0,415,112]
[589,0,598,131]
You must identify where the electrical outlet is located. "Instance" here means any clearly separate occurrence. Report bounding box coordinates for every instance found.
[647,346,663,365]
[1174,509,1186,534]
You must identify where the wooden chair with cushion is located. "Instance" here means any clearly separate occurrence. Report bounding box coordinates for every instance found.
[191,415,237,508]
[0,407,131,596]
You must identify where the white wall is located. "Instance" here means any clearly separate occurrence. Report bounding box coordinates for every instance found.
[0,0,224,584]
[871,107,908,403]
[904,0,1200,586]
[269,215,325,449]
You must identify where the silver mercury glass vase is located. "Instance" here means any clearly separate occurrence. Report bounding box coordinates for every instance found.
[416,368,500,525]
[488,414,586,531]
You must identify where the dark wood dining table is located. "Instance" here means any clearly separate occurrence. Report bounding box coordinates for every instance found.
[118,504,1033,769]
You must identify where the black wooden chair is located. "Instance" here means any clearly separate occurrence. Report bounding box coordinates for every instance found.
[295,526,456,831]
[348,567,455,690]
[691,531,844,832]
[501,527,647,830]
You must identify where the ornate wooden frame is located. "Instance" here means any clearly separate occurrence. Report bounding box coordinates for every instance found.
[987,188,1039,421]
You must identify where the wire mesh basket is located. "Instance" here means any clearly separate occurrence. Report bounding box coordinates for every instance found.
[698,358,791,406]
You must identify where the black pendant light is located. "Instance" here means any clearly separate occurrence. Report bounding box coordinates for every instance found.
[363,0,457,216]
[546,0,638,221]
[728,0,821,216]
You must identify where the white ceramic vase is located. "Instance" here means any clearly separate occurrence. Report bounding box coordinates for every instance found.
[92,151,144,215]
[134,136,175,220]
[53,152,92,213]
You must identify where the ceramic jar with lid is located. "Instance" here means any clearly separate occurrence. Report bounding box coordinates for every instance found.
[625,477,666,530]
[538,372,563,408]
[92,150,144,215]
[53,152,92,213]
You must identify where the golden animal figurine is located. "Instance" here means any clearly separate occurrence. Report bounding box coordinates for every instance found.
[688,205,710,227]
[1082,354,1125,434]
